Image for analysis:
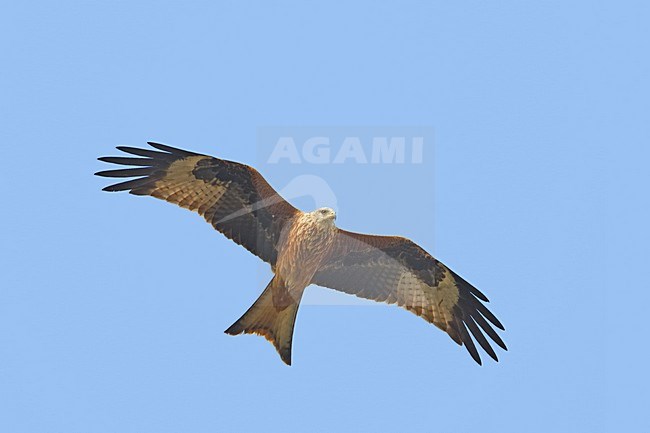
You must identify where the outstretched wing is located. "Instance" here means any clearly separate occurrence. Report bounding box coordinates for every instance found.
[311,229,507,365]
[96,142,299,265]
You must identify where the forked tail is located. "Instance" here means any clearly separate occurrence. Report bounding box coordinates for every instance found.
[224,277,301,365]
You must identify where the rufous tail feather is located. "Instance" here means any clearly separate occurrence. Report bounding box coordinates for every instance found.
[224,277,301,365]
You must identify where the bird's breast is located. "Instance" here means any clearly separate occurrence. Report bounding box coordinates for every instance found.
[275,216,337,290]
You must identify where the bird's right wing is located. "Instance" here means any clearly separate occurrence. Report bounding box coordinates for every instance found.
[311,229,507,364]
[96,142,299,266]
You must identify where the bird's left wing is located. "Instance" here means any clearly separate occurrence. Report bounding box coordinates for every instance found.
[96,142,299,265]
[311,229,507,364]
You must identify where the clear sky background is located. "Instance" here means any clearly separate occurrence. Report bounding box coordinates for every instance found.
[1,1,648,432]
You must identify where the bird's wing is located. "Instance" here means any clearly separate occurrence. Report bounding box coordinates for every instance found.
[311,229,507,364]
[96,142,299,265]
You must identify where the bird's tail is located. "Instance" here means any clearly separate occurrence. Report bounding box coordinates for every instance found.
[224,277,301,365]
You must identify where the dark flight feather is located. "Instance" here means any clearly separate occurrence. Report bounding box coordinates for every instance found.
[311,230,507,365]
[97,142,298,265]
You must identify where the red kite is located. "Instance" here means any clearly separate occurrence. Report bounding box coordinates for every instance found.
[96,142,506,365]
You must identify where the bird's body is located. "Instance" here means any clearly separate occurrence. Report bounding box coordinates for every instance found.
[275,208,338,294]
[97,142,507,365]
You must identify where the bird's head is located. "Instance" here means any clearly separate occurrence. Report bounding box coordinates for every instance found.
[313,207,337,225]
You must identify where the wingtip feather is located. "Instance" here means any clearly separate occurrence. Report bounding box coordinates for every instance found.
[147,141,200,156]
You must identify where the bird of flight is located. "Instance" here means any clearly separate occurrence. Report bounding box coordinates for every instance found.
[96,142,507,365]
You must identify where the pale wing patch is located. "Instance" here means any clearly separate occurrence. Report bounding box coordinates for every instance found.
[432,267,460,311]
[149,156,230,217]
[149,156,204,201]
[395,267,459,328]
[431,267,460,331]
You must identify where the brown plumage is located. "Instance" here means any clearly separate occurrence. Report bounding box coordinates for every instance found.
[96,142,507,365]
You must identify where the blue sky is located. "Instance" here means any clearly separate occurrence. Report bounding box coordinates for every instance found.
[1,1,648,432]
